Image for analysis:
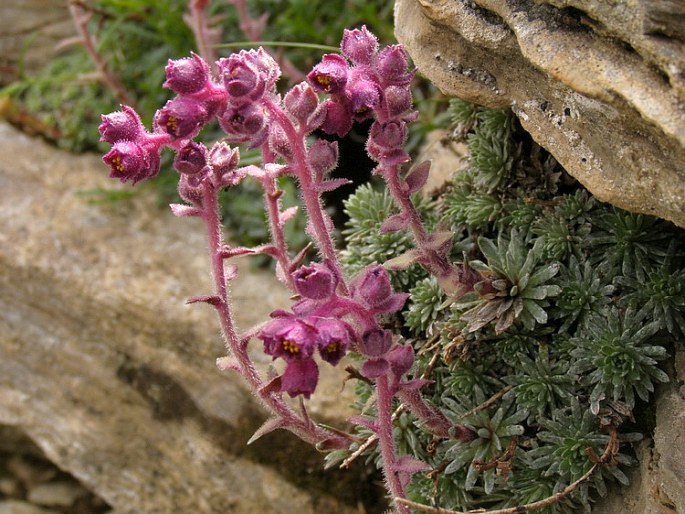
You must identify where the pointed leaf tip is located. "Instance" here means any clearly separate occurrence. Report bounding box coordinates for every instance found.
[404,160,430,194]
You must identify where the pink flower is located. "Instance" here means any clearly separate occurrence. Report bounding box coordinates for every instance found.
[293,262,337,300]
[103,140,160,184]
[174,142,208,175]
[258,317,318,361]
[154,97,208,140]
[320,99,353,137]
[314,318,353,365]
[307,54,349,94]
[218,102,268,147]
[376,45,413,86]
[281,358,319,398]
[352,264,409,314]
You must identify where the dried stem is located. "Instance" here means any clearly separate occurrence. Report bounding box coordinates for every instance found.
[458,385,513,419]
[67,1,135,106]
[396,464,597,514]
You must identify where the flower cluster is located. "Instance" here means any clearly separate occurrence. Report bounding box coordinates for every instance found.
[99,27,467,514]
[257,263,412,398]
[307,26,415,151]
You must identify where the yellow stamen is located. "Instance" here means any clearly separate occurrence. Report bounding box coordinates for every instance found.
[324,342,339,354]
[282,340,300,354]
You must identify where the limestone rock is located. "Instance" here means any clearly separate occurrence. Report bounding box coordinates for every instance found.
[0,122,366,514]
[0,1,74,85]
[394,0,685,228]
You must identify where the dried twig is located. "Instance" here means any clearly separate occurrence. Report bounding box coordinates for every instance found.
[67,1,135,106]
[458,385,513,419]
[396,464,597,514]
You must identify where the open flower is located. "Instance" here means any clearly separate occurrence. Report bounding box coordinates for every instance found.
[258,316,319,361]
[314,318,354,365]
[103,140,160,184]
[307,54,349,94]
[154,97,207,140]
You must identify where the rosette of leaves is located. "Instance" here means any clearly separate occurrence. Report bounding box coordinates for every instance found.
[569,309,669,408]
[457,231,561,334]
[531,210,591,261]
[341,183,432,289]
[615,247,685,336]
[527,399,633,504]
[440,394,527,494]
[497,197,543,235]
[467,108,518,193]
[441,177,503,230]
[553,256,615,333]
[405,277,445,336]
[503,347,575,422]
[588,208,674,280]
[499,465,583,514]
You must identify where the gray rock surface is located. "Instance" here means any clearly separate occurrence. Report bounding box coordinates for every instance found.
[0,1,74,85]
[0,122,363,514]
[394,0,685,228]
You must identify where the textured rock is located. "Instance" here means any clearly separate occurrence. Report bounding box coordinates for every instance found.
[0,122,366,514]
[395,0,685,228]
[0,1,74,85]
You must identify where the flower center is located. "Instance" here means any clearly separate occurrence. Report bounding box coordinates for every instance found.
[282,340,300,354]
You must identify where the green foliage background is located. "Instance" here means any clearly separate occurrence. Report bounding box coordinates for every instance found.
[338,99,685,513]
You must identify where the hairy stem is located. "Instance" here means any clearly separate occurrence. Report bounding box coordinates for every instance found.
[376,374,411,514]
[263,97,348,294]
[201,180,346,448]
[259,144,295,290]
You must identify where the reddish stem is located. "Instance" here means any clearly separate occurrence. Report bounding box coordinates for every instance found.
[200,179,346,448]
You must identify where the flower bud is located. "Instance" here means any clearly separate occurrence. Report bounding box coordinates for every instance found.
[307,54,349,94]
[384,86,413,118]
[308,140,338,179]
[376,45,412,86]
[284,82,319,124]
[368,120,407,150]
[164,53,211,94]
[177,173,204,206]
[154,97,207,140]
[386,344,415,379]
[293,262,337,300]
[320,99,353,137]
[358,328,393,358]
[99,105,145,144]
[209,142,240,175]
[354,264,392,307]
[341,26,378,65]
[268,126,293,160]
[174,142,208,175]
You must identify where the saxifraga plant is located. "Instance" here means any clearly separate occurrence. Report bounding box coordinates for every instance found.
[94,11,685,511]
